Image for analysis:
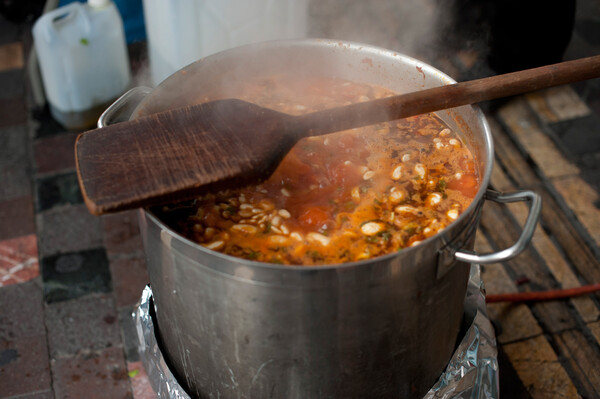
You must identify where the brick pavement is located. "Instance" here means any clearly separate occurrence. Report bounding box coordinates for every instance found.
[0,8,149,398]
[0,1,599,399]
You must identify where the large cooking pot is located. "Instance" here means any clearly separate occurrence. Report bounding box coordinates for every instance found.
[101,40,540,398]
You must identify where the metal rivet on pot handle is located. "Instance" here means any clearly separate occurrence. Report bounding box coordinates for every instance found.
[98,86,153,128]
[455,189,542,264]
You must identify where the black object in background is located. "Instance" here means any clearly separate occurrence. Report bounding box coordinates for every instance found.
[441,0,577,74]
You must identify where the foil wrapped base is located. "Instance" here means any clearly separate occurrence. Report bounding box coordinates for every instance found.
[134,264,498,399]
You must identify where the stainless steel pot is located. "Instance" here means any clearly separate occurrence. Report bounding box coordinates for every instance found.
[100,40,541,398]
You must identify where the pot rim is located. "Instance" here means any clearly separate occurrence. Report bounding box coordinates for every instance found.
[139,38,494,271]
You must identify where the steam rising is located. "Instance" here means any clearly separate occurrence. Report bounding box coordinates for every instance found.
[308,0,439,59]
[134,0,459,88]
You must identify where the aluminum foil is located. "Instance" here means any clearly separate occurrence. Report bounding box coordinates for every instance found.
[134,287,191,399]
[134,264,498,399]
[423,264,499,399]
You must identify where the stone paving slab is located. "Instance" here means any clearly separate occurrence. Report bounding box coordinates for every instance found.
[5,391,55,399]
[51,346,131,399]
[0,279,44,340]
[40,248,111,303]
[36,205,103,258]
[34,132,78,174]
[35,172,83,213]
[0,197,35,241]
[45,293,121,358]
[109,256,148,308]
[102,210,145,258]
[0,124,32,201]
[0,97,27,129]
[0,282,51,397]
[0,69,24,100]
[0,336,52,397]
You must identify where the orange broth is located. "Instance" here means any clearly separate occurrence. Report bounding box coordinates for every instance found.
[158,75,480,265]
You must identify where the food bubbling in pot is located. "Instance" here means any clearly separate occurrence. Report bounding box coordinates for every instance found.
[157,75,480,265]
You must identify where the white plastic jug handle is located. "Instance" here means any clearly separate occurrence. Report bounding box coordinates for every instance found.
[41,2,92,43]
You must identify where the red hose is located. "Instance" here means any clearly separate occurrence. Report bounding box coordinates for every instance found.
[486,282,600,303]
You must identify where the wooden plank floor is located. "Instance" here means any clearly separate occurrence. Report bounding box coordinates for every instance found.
[474,88,600,398]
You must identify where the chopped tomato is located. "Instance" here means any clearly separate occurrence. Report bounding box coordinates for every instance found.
[447,174,478,198]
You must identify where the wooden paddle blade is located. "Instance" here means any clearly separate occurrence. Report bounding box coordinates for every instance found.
[75,99,298,215]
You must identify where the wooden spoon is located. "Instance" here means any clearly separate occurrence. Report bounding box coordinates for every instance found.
[76,55,600,215]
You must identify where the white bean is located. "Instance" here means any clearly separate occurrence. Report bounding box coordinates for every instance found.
[278,209,291,219]
[363,170,375,180]
[427,193,442,206]
[395,205,419,215]
[231,224,258,234]
[290,232,303,241]
[238,210,253,218]
[361,221,385,236]
[351,187,361,202]
[391,165,402,180]
[204,241,224,250]
[307,232,331,246]
[268,235,290,245]
[414,164,426,179]
[447,209,459,220]
[389,190,404,204]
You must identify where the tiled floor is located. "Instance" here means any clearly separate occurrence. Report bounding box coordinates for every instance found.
[1,1,599,398]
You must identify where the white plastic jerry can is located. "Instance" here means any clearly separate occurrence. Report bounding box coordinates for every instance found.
[33,0,131,130]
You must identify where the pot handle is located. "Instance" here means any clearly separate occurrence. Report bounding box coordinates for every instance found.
[456,189,541,264]
[98,86,153,128]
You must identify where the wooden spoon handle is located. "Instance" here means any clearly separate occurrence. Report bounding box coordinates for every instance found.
[296,55,600,137]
